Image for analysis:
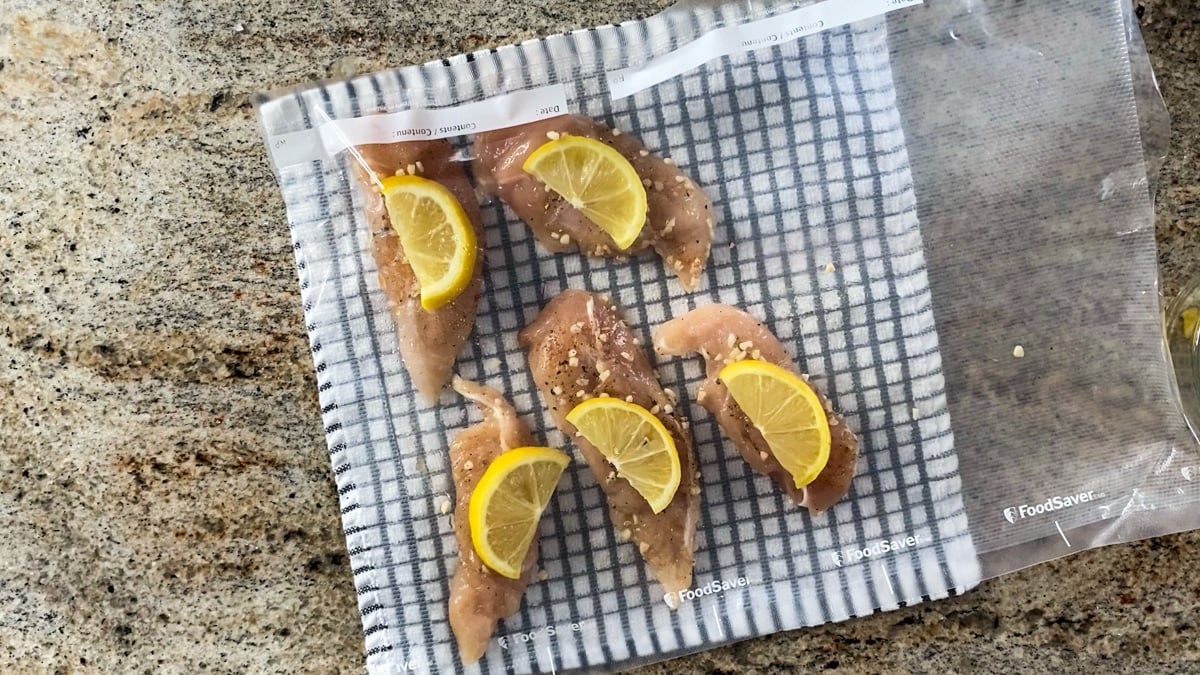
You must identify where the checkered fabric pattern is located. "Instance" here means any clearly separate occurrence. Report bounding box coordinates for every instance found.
[256,4,981,674]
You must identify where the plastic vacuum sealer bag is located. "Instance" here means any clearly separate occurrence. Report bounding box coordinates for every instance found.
[252,0,1200,672]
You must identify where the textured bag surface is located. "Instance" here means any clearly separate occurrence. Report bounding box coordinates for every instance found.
[254,1,1197,672]
[885,0,1197,576]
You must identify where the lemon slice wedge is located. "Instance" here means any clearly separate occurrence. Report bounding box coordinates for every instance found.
[565,397,681,513]
[522,135,648,250]
[1183,307,1199,342]
[380,174,476,310]
[469,446,569,579]
[719,360,832,488]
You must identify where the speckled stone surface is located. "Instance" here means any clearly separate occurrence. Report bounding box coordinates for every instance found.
[0,1,1196,673]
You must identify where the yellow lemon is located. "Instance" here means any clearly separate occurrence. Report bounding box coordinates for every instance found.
[468,446,569,579]
[522,135,647,250]
[719,359,832,488]
[566,397,681,513]
[381,174,476,310]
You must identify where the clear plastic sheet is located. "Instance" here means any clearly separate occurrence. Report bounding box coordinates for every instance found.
[884,0,1198,576]
[253,0,1198,672]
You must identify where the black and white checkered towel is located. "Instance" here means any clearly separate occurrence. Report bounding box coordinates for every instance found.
[256,3,981,673]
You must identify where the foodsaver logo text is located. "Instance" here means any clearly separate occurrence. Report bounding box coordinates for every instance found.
[497,619,593,650]
[1002,491,1096,523]
[663,575,762,607]
[831,534,920,567]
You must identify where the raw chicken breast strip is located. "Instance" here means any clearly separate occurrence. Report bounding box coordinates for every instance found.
[350,140,484,403]
[520,290,699,598]
[475,115,713,291]
[447,377,538,664]
[653,304,859,512]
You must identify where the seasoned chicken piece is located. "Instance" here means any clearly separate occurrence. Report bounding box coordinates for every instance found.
[475,115,713,291]
[350,140,484,403]
[447,377,538,664]
[519,290,699,598]
[653,305,859,512]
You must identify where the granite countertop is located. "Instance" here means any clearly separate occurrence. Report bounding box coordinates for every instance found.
[1,1,1197,672]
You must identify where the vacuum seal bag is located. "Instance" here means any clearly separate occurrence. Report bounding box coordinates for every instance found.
[253,0,1197,672]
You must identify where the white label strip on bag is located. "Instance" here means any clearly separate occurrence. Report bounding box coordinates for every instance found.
[266,83,569,167]
[605,0,923,100]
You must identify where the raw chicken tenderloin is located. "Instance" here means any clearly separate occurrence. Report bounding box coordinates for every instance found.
[653,304,859,512]
[447,377,538,664]
[350,140,484,403]
[475,115,713,291]
[519,290,699,598]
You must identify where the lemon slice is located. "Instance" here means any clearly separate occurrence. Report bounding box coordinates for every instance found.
[720,360,832,489]
[521,135,648,250]
[565,397,681,513]
[469,446,569,579]
[1183,307,1199,342]
[380,174,476,310]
